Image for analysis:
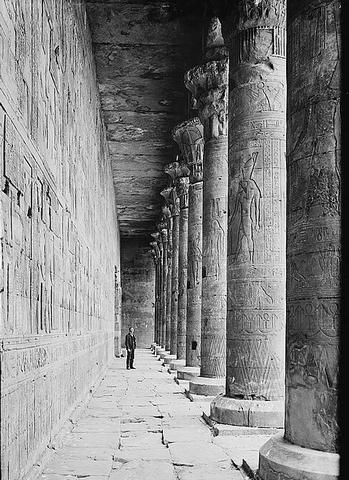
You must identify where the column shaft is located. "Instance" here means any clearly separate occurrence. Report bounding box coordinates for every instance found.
[259,0,340,478]
[161,239,168,348]
[226,5,286,401]
[165,220,173,351]
[171,213,179,355]
[284,0,340,452]
[201,138,227,378]
[186,181,203,367]
[177,195,189,359]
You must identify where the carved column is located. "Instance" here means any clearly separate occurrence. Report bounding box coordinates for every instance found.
[150,240,161,346]
[162,203,173,353]
[185,17,228,395]
[173,118,205,380]
[160,225,168,351]
[175,161,190,363]
[211,3,287,426]
[259,0,340,478]
[151,232,165,350]
[160,192,177,365]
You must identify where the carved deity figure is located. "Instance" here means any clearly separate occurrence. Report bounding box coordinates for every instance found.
[188,231,202,288]
[230,151,261,262]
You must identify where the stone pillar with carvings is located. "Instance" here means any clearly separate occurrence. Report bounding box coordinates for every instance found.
[258,0,340,478]
[210,2,287,426]
[151,232,164,348]
[184,17,228,396]
[173,159,190,364]
[161,201,173,354]
[150,240,161,346]
[164,167,181,360]
[173,118,205,380]
[159,225,168,350]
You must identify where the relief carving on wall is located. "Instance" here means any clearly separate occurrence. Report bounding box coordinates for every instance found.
[229,151,261,263]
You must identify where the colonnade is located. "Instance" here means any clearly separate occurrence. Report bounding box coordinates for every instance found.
[150,1,340,478]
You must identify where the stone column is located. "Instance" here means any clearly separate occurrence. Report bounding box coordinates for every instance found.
[160,193,177,365]
[151,232,165,351]
[150,241,161,346]
[175,162,190,363]
[150,247,159,349]
[259,0,340,478]
[164,178,180,359]
[173,118,205,380]
[185,17,229,396]
[211,3,287,426]
[162,205,173,353]
[160,226,169,351]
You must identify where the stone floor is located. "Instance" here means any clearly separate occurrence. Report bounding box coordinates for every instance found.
[38,349,275,480]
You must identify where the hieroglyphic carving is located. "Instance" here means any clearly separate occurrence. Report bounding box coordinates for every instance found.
[0,3,120,479]
[225,0,286,403]
[184,18,228,380]
[228,151,261,263]
[284,0,340,453]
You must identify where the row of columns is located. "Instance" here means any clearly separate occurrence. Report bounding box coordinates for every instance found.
[150,1,340,478]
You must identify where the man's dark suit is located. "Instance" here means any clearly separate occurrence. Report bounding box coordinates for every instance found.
[125,333,136,369]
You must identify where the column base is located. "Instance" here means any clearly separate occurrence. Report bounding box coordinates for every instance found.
[169,359,186,370]
[163,354,177,365]
[159,350,170,360]
[176,366,200,380]
[258,434,339,480]
[155,346,165,355]
[189,376,225,396]
[210,396,284,428]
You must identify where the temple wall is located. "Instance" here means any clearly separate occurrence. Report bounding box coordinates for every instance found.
[121,239,155,348]
[0,2,120,479]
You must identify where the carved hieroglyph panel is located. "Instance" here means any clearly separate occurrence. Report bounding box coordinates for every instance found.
[285,0,340,453]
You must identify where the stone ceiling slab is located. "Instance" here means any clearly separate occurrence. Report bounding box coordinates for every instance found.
[86,0,202,237]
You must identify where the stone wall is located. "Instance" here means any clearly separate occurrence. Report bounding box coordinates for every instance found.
[0,2,120,480]
[121,239,155,348]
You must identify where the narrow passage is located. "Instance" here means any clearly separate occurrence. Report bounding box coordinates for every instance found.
[40,349,253,480]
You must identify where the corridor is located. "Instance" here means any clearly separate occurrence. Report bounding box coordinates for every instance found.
[38,349,269,480]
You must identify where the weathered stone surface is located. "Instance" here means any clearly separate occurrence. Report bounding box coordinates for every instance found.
[189,377,225,397]
[0,3,120,480]
[168,442,229,466]
[185,19,228,386]
[175,463,244,480]
[110,459,176,480]
[259,434,339,480]
[210,395,284,428]
[284,0,340,454]
[86,1,202,236]
[221,0,287,421]
[121,239,155,348]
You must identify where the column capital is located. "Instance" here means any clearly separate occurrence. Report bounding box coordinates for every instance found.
[222,1,286,62]
[150,241,160,259]
[205,17,229,61]
[176,176,189,210]
[160,228,168,244]
[171,118,204,184]
[150,248,159,264]
[185,60,228,141]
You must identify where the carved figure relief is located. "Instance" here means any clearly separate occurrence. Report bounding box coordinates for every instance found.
[188,231,202,288]
[229,151,261,263]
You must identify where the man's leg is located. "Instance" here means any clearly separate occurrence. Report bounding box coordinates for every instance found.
[126,350,130,369]
[130,349,135,368]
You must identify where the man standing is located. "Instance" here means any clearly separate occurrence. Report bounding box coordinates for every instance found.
[125,327,136,370]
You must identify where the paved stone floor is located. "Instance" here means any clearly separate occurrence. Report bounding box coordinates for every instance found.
[39,349,272,480]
